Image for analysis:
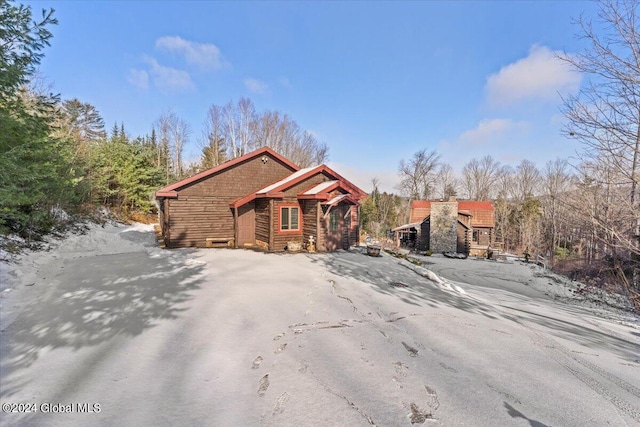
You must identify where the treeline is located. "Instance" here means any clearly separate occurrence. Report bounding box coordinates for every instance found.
[0,1,169,239]
[361,152,566,259]
[364,1,639,307]
[0,1,328,244]
[362,149,638,306]
[152,97,329,183]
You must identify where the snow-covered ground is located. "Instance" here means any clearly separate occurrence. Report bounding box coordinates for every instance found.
[1,223,639,426]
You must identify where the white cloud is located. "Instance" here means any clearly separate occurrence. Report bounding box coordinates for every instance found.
[156,36,227,71]
[127,69,148,90]
[143,56,194,93]
[244,78,268,94]
[459,118,529,145]
[437,118,536,172]
[486,45,581,107]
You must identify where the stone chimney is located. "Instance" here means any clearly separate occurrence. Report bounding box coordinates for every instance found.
[430,200,459,253]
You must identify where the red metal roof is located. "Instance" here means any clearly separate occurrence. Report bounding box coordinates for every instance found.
[155,147,300,198]
[409,199,495,227]
[458,201,494,211]
[322,194,358,207]
[229,164,367,208]
[255,164,367,199]
[410,200,494,210]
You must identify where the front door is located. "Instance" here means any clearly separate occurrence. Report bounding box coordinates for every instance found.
[324,204,347,251]
[237,202,255,246]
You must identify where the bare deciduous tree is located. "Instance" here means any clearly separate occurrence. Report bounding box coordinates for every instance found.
[201,104,226,169]
[222,101,239,158]
[514,159,541,201]
[155,111,190,179]
[559,0,640,291]
[213,99,328,167]
[434,163,459,199]
[236,97,256,156]
[397,149,440,201]
[461,155,501,200]
[154,113,172,183]
[541,158,573,260]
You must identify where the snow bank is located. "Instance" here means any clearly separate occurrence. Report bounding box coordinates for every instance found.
[0,221,159,331]
[397,258,467,295]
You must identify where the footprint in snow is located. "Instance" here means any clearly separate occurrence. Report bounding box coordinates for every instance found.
[251,355,263,369]
[258,374,270,397]
[393,361,408,378]
[272,392,290,415]
[402,341,419,357]
[274,343,287,353]
[408,403,432,424]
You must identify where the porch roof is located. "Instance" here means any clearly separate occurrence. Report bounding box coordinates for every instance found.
[257,166,317,194]
[303,180,339,195]
[391,222,422,232]
[322,194,358,207]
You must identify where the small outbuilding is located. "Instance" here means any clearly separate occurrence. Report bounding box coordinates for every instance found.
[155,147,367,251]
[401,197,495,255]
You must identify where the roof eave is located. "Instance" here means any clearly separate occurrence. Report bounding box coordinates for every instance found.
[156,190,178,198]
[298,194,330,200]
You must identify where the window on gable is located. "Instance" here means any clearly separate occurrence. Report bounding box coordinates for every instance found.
[280,206,300,231]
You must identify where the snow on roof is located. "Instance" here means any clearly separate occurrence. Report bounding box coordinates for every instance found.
[323,194,349,206]
[411,200,494,210]
[392,222,422,232]
[303,180,339,195]
[257,166,317,194]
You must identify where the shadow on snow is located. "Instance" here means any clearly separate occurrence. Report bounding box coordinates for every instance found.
[0,248,206,399]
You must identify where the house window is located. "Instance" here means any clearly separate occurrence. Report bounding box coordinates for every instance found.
[280,206,300,231]
[472,230,479,243]
[329,210,339,231]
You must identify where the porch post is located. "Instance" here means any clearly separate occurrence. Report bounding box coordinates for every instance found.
[233,206,238,249]
[269,199,274,251]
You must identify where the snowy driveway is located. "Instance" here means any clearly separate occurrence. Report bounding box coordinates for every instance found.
[1,224,639,426]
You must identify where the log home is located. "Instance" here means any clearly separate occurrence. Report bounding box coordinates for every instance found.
[155,147,367,251]
[394,197,495,256]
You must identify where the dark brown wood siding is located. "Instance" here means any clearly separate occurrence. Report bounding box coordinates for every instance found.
[419,218,430,251]
[457,222,470,254]
[302,200,319,245]
[255,199,270,247]
[348,205,359,247]
[165,153,296,248]
[476,227,492,246]
[178,155,294,197]
[317,202,326,251]
[166,196,234,247]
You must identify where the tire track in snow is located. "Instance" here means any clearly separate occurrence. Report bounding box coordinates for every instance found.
[522,325,640,423]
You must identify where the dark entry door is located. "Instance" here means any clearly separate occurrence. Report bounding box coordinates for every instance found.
[324,204,346,251]
[237,203,255,246]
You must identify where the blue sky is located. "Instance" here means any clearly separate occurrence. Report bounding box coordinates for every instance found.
[28,1,599,192]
